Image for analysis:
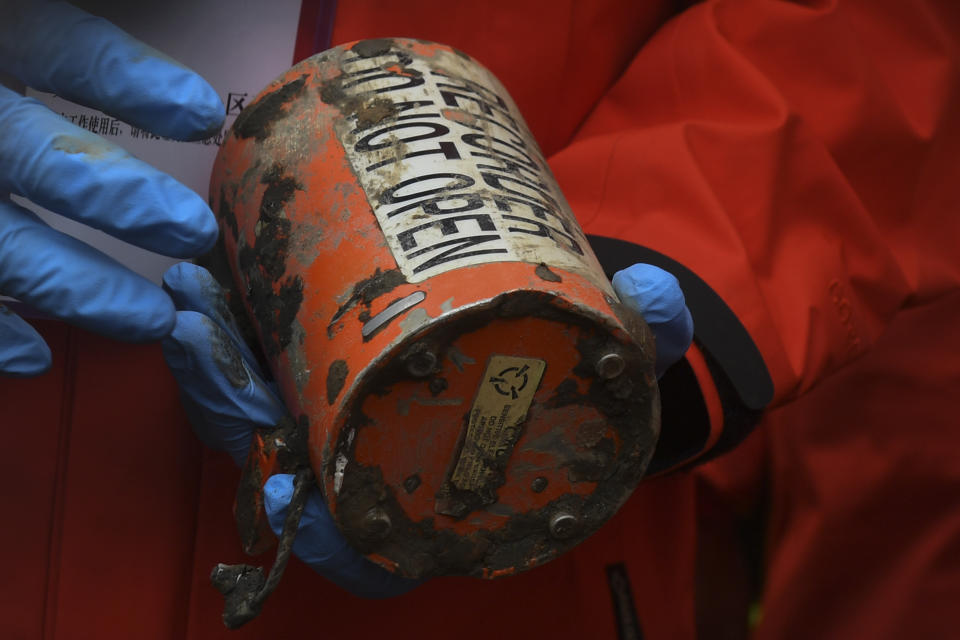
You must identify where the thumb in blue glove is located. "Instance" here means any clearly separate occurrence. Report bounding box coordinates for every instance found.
[612,263,694,377]
[264,474,420,598]
[161,262,418,598]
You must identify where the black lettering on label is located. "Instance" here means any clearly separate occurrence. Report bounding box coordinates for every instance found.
[398,213,497,250]
[430,71,523,139]
[379,173,474,219]
[493,195,574,233]
[460,133,541,178]
[420,193,484,216]
[460,132,537,164]
[347,98,443,136]
[444,111,526,147]
[405,234,507,274]
[342,66,386,78]
[330,47,609,289]
[391,193,486,221]
[356,121,450,152]
[472,152,542,181]
[481,172,561,211]
[379,173,475,205]
[430,70,510,111]
[387,192,483,219]
[353,112,441,137]
[341,52,414,74]
[347,101,439,136]
[365,140,462,173]
[439,90,507,119]
[391,100,436,113]
[503,214,584,255]
[343,72,425,95]
[339,53,425,96]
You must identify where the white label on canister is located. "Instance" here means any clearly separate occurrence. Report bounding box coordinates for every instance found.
[329,42,612,293]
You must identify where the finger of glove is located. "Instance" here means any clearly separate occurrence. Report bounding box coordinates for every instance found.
[0,199,175,341]
[612,263,695,377]
[0,1,224,140]
[162,310,286,465]
[264,475,421,599]
[0,304,52,376]
[0,88,217,257]
[161,262,261,372]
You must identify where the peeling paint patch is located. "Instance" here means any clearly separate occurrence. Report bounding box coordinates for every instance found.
[236,164,304,357]
[328,268,407,338]
[535,263,562,283]
[351,38,394,58]
[398,306,433,335]
[233,75,308,141]
[334,453,348,495]
[326,359,349,404]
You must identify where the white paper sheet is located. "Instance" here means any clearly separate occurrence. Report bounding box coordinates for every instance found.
[21,0,304,285]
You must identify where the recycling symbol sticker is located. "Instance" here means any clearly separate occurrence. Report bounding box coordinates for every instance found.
[489,365,531,399]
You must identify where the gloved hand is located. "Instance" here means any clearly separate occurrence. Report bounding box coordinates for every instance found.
[613,263,694,377]
[0,1,224,376]
[161,260,692,598]
[161,262,420,599]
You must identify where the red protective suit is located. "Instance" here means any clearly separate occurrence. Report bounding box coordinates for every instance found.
[3,0,959,638]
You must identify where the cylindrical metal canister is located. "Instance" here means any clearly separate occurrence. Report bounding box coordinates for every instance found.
[210,38,659,580]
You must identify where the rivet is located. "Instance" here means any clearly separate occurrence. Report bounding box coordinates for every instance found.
[595,353,626,379]
[549,512,579,539]
[405,349,437,377]
[362,507,392,540]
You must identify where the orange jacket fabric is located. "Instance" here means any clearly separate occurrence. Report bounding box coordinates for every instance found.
[3,0,960,638]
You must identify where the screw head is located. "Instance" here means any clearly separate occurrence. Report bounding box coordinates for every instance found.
[595,353,626,379]
[362,507,392,540]
[405,348,437,377]
[549,512,579,539]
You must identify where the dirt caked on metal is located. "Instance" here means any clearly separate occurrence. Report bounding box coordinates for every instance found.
[207,38,660,627]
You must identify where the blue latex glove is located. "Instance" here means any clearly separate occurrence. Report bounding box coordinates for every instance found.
[161,262,419,598]
[0,1,224,376]
[612,263,694,377]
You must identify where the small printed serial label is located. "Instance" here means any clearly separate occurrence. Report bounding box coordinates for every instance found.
[450,354,546,493]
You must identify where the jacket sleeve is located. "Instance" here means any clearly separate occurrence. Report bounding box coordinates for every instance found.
[549,0,959,470]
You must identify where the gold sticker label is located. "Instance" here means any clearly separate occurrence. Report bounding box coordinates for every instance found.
[449,355,546,493]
